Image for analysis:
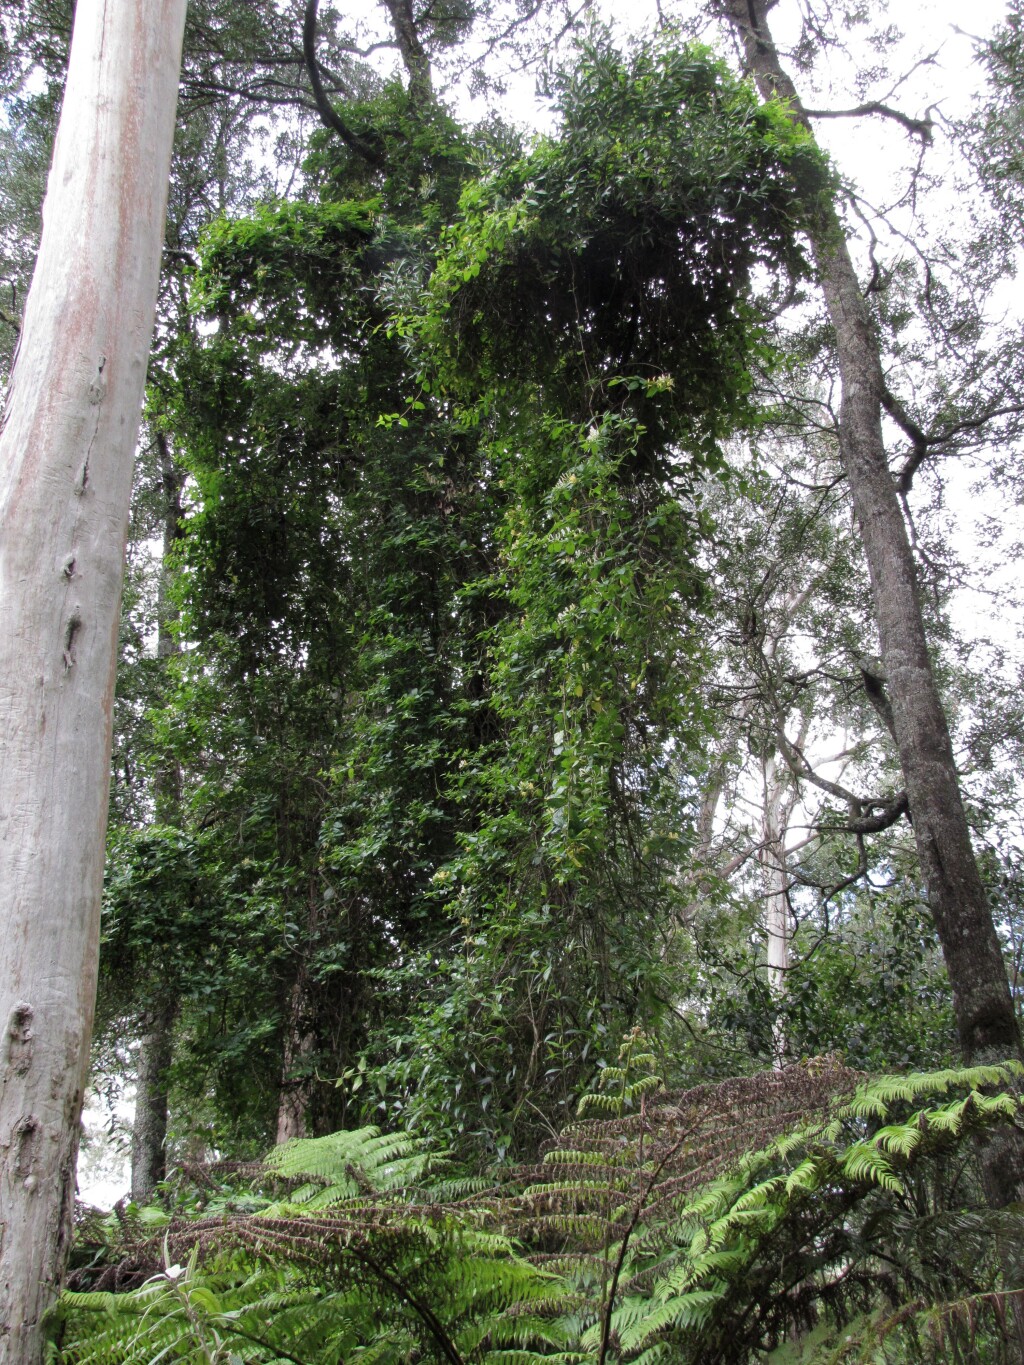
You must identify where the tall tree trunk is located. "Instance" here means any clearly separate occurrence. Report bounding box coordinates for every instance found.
[381,0,434,111]
[719,0,1023,1202]
[129,993,176,1205]
[761,752,794,1067]
[0,3,186,1357]
[276,969,316,1146]
[130,433,186,1205]
[151,432,187,822]
[275,883,321,1145]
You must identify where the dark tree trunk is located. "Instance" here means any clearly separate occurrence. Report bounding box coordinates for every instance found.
[151,432,186,816]
[129,434,185,1205]
[719,0,1023,1202]
[276,969,316,1145]
[130,993,177,1204]
[381,0,433,111]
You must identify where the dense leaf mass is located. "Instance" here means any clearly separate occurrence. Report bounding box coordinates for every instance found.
[98,29,832,1160]
[416,37,826,464]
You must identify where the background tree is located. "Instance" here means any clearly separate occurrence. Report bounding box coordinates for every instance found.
[714,0,1024,1214]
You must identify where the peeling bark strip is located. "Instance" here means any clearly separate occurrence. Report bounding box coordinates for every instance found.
[718,0,1023,1204]
[12,1119,40,1186]
[61,610,82,672]
[0,1,187,1359]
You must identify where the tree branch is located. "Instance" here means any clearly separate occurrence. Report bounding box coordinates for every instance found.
[837,792,910,835]
[880,385,930,492]
[883,387,1024,493]
[803,101,933,143]
[381,0,433,109]
[775,727,909,836]
[302,0,385,166]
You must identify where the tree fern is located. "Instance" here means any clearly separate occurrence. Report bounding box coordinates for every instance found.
[517,1057,1024,1363]
[262,1124,435,1207]
[55,1060,1024,1364]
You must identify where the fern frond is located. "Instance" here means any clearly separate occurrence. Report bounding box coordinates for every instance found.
[839,1141,904,1193]
[59,1057,1024,1365]
[264,1126,434,1206]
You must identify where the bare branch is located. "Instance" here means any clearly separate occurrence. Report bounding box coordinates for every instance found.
[882,386,1024,493]
[804,101,933,143]
[775,727,909,836]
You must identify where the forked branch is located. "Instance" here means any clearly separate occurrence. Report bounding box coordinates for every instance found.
[303,0,385,165]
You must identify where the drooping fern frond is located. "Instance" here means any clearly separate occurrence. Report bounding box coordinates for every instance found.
[529,1058,1024,1364]
[55,1060,1024,1365]
[52,1249,316,1365]
[262,1123,435,1207]
[54,1128,569,1365]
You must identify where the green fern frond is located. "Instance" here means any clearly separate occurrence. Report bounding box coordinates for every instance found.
[871,1121,924,1157]
[614,1288,724,1348]
[542,1148,626,1169]
[58,1057,1024,1365]
[264,1125,433,1205]
[839,1141,904,1193]
[784,1156,822,1194]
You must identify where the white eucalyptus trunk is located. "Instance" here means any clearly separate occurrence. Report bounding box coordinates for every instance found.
[762,757,790,998]
[760,752,795,1068]
[0,3,187,1357]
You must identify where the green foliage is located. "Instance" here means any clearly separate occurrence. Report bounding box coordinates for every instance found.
[55,1127,564,1365]
[339,409,708,1156]
[685,883,958,1081]
[576,1027,664,1120]
[56,1061,1024,1364]
[139,28,817,1157]
[973,2,1024,231]
[406,34,828,456]
[263,1126,436,1206]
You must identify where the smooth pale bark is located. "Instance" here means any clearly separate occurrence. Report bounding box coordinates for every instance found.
[720,0,1023,1201]
[0,2,187,1356]
[760,752,794,1066]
